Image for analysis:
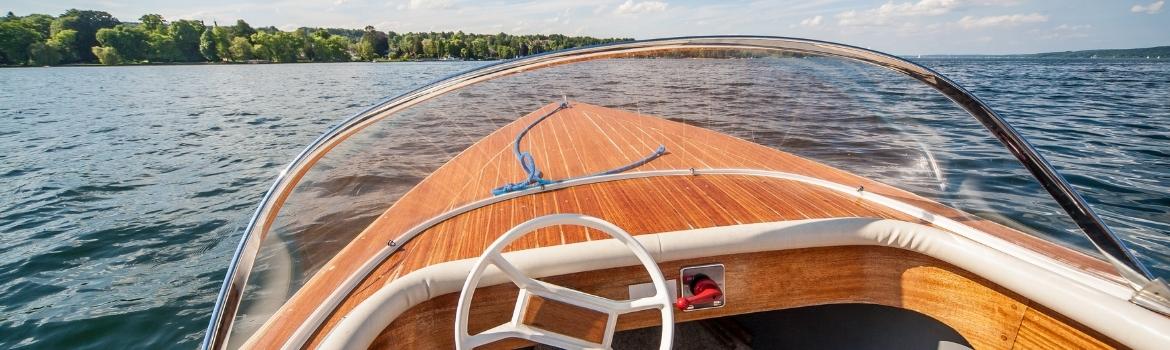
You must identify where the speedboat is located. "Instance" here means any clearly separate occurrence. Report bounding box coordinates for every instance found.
[201,37,1170,349]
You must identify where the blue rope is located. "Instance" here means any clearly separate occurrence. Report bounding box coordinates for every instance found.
[581,144,667,178]
[491,102,667,195]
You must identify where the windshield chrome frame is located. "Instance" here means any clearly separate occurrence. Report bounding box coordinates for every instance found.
[200,36,1164,350]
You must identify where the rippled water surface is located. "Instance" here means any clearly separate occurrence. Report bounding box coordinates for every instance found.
[1,59,1167,349]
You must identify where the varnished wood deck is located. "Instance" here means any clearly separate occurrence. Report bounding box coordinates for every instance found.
[241,101,1117,348]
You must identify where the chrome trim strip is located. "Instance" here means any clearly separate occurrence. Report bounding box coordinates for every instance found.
[202,36,1161,349]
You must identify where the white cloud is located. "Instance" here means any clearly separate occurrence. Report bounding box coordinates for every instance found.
[548,8,572,25]
[1054,24,1092,31]
[799,15,824,27]
[614,0,668,15]
[971,0,1022,5]
[511,20,528,33]
[1037,24,1092,39]
[957,13,1048,29]
[94,0,129,8]
[835,10,881,26]
[875,0,958,16]
[1131,1,1164,14]
[836,0,957,27]
[408,0,453,10]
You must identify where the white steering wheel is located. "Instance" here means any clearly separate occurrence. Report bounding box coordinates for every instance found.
[455,214,674,349]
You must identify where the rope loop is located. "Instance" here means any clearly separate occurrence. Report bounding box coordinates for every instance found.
[491,102,666,195]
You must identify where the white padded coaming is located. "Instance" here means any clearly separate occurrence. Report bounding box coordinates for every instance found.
[319,218,1170,350]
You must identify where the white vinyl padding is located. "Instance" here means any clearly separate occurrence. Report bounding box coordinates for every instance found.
[318,218,1170,350]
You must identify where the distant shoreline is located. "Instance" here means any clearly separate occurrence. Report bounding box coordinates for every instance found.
[909,45,1170,59]
[5,48,1169,69]
[0,59,503,68]
[909,55,1169,60]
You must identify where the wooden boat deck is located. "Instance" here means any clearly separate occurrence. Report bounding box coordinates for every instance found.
[241,101,1118,348]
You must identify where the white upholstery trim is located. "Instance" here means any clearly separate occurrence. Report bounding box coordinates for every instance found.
[318,218,1170,350]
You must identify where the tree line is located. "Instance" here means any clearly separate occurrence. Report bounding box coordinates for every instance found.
[0,9,632,66]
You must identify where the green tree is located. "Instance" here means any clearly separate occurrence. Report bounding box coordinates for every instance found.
[421,38,437,58]
[329,36,352,61]
[20,13,54,37]
[91,46,121,65]
[280,30,304,61]
[199,27,218,61]
[4,9,631,65]
[470,38,487,59]
[409,35,422,56]
[249,32,270,61]
[95,25,149,61]
[232,19,255,39]
[404,34,424,58]
[294,28,314,61]
[250,31,299,62]
[312,31,350,62]
[354,39,377,61]
[0,21,40,64]
[147,32,181,62]
[228,36,252,61]
[139,14,165,33]
[358,25,388,58]
[169,19,204,61]
[28,41,61,65]
[446,38,464,59]
[47,29,79,62]
[51,9,120,62]
[212,26,231,60]
[496,45,515,59]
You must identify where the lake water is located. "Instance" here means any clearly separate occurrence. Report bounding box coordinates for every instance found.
[1,58,1168,349]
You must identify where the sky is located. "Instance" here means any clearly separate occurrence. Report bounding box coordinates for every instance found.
[4,0,1168,54]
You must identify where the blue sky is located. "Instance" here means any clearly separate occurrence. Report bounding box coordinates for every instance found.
[5,0,1167,54]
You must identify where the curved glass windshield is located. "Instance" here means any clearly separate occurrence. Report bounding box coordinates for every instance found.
[207,37,1158,348]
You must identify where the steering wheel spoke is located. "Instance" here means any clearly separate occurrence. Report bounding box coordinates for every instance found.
[494,252,664,315]
[456,214,673,350]
[619,295,670,313]
[487,252,543,289]
[525,278,626,313]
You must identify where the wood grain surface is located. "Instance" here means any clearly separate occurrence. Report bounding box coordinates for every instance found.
[1012,303,1123,350]
[371,246,1120,349]
[239,102,1118,348]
